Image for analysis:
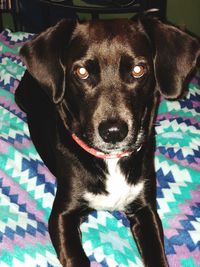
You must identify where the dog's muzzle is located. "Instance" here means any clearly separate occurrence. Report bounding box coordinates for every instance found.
[71,119,143,159]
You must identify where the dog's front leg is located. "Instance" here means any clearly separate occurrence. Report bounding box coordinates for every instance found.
[49,206,90,267]
[127,205,169,267]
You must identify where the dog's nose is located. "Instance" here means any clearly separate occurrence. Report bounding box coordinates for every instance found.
[98,119,128,144]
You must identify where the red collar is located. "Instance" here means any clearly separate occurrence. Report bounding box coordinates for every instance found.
[72,133,132,159]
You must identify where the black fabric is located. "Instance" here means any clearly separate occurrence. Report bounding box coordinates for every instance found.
[17,0,139,33]
[18,0,76,33]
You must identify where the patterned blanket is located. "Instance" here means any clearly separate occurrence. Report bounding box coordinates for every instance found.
[0,29,200,267]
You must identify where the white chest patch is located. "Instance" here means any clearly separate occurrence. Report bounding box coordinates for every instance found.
[84,158,144,211]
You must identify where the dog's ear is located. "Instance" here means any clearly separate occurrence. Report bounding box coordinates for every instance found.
[140,17,200,99]
[20,19,75,104]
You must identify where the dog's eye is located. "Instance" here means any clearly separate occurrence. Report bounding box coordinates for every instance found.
[75,67,89,80]
[132,65,145,78]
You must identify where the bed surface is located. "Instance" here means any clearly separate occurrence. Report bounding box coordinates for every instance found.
[0,29,200,267]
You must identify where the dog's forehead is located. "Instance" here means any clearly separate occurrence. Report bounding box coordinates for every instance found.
[72,19,151,58]
[74,19,133,39]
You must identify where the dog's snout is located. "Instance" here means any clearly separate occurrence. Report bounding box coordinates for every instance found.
[98,119,128,144]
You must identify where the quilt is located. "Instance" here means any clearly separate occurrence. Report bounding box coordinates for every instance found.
[0,29,200,267]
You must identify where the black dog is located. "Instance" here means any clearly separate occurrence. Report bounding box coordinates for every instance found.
[15,17,200,267]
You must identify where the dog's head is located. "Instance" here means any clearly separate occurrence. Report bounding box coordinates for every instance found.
[20,18,200,157]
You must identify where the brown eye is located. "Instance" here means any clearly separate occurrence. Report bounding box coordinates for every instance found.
[132,65,145,78]
[75,67,89,79]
